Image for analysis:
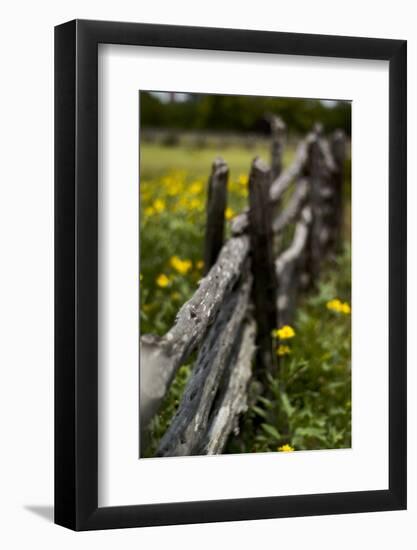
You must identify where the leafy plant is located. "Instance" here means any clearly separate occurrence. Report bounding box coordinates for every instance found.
[227,245,352,454]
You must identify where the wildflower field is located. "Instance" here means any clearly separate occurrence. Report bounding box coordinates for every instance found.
[140,141,351,457]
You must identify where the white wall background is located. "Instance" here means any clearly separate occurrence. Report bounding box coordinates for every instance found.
[0,1,414,547]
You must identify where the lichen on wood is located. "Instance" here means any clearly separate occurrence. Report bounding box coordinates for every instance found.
[156,275,253,457]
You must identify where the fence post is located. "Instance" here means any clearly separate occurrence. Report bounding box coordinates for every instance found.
[330,130,346,250]
[305,125,327,285]
[248,157,278,375]
[204,157,229,274]
[270,115,286,181]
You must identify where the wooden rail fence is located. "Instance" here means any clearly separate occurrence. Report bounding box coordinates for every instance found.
[140,117,346,457]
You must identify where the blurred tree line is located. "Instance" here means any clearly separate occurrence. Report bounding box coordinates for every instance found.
[140,91,351,136]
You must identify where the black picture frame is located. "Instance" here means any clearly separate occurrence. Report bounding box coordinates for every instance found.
[55,19,407,531]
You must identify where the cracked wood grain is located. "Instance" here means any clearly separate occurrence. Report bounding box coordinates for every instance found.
[199,316,256,455]
[248,157,278,375]
[156,275,252,457]
[204,157,229,273]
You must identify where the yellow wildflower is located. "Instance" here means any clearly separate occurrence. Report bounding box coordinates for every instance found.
[273,325,295,340]
[278,444,294,452]
[189,181,203,195]
[156,274,170,288]
[196,260,204,270]
[144,206,155,217]
[167,182,181,196]
[170,256,192,275]
[276,345,291,356]
[326,299,351,314]
[189,197,203,210]
[225,207,235,221]
[238,174,248,186]
[153,199,165,213]
[340,302,351,314]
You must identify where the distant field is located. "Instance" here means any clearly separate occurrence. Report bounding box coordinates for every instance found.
[140,141,294,181]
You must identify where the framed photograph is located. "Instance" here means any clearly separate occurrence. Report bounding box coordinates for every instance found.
[55,19,406,530]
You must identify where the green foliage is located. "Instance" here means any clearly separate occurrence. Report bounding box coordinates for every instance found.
[140,91,352,136]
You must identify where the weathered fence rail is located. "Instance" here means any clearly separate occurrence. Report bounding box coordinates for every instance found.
[140,116,346,456]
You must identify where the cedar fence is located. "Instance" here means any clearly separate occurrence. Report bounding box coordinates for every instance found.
[140,117,347,457]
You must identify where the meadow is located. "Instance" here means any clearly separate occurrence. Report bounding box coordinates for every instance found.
[140,140,351,457]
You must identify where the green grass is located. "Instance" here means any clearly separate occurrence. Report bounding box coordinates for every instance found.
[140,141,294,180]
[140,141,351,456]
[226,246,351,454]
